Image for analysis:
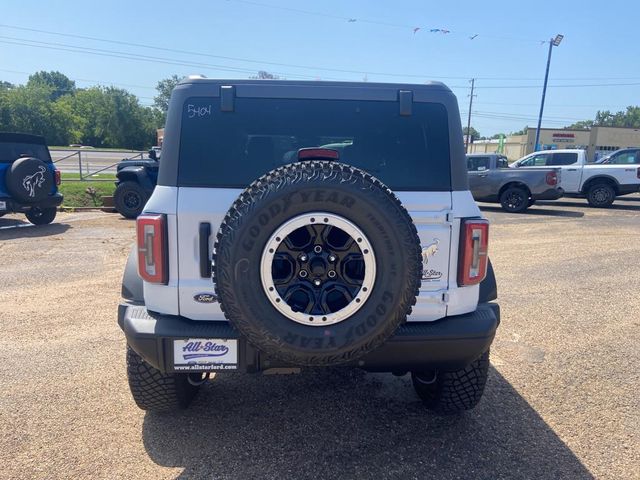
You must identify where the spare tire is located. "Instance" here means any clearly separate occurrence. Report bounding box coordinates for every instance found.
[6,157,53,203]
[214,161,422,366]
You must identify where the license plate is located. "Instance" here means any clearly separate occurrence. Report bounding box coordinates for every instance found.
[173,338,238,371]
[0,201,6,211]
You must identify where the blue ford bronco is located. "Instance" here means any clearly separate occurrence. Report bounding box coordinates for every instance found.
[0,132,62,224]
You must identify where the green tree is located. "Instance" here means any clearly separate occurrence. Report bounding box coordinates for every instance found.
[594,106,640,128]
[511,126,528,136]
[27,71,76,101]
[0,80,13,90]
[250,70,281,80]
[59,86,156,149]
[463,126,480,140]
[0,84,75,145]
[153,75,181,114]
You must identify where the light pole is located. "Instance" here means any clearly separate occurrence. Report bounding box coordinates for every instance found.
[534,34,563,151]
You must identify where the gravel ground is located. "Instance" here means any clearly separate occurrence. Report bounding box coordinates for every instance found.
[0,197,638,480]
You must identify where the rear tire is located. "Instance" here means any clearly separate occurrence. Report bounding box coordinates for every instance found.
[586,183,615,208]
[499,187,529,213]
[126,346,200,412]
[114,181,147,219]
[25,207,57,225]
[412,350,490,415]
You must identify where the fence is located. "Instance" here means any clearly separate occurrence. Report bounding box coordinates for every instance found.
[50,149,146,181]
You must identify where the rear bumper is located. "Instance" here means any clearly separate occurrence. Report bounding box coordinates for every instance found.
[118,302,500,373]
[0,193,63,213]
[532,187,564,200]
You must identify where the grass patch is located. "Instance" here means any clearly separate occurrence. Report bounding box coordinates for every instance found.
[62,172,117,181]
[59,180,115,207]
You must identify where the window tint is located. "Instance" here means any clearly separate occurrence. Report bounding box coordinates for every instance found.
[178,97,451,190]
[609,150,639,164]
[520,153,550,166]
[0,142,52,163]
[550,152,578,165]
[467,156,490,171]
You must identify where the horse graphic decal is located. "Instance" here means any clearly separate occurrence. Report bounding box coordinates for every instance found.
[421,239,442,280]
[22,166,46,198]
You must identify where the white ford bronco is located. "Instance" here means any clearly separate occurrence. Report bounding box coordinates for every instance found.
[118,78,499,415]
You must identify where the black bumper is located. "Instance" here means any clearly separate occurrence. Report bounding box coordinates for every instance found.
[118,303,500,374]
[532,187,564,201]
[0,193,63,213]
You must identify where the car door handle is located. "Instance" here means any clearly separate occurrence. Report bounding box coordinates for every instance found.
[567,168,577,171]
[478,174,488,177]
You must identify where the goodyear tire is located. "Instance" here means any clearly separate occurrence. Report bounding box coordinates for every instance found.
[412,350,490,415]
[214,161,422,367]
[5,157,53,203]
[126,346,200,411]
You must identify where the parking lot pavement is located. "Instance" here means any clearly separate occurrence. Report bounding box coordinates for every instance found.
[0,198,638,480]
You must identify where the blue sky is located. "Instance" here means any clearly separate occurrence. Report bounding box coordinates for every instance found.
[1,0,638,136]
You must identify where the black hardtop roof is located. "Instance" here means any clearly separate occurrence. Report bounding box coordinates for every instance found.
[0,132,47,145]
[177,76,452,92]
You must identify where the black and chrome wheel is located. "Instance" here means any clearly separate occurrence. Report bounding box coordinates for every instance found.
[261,212,376,326]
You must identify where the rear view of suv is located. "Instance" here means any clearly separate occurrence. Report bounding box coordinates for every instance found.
[118,78,499,415]
[0,132,62,224]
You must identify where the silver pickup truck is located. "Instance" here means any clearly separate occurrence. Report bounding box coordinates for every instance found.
[467,153,564,212]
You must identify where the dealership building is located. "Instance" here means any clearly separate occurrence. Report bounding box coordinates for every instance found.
[469,126,640,162]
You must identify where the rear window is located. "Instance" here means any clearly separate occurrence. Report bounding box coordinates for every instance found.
[178,97,451,190]
[0,142,52,163]
[550,152,578,166]
[467,156,490,171]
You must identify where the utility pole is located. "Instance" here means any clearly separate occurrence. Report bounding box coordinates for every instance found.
[534,34,564,151]
[465,78,476,153]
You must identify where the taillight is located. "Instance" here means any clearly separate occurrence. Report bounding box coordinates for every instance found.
[545,171,558,186]
[136,214,168,284]
[458,219,489,287]
[54,169,61,186]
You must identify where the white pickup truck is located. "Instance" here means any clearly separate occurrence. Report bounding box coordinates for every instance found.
[510,149,640,207]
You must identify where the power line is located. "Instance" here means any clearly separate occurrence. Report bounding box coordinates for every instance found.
[224,0,548,44]
[0,37,336,80]
[0,68,157,91]
[0,23,488,80]
[2,24,640,85]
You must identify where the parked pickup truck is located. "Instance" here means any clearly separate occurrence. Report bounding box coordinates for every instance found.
[467,153,563,212]
[510,149,640,207]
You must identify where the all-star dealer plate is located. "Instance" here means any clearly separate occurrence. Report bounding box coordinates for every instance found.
[173,338,238,371]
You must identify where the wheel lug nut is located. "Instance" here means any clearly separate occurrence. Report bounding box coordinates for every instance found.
[313,279,322,287]
[313,245,322,254]
[328,270,336,278]
[328,255,336,262]
[299,270,308,278]
[300,255,308,262]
